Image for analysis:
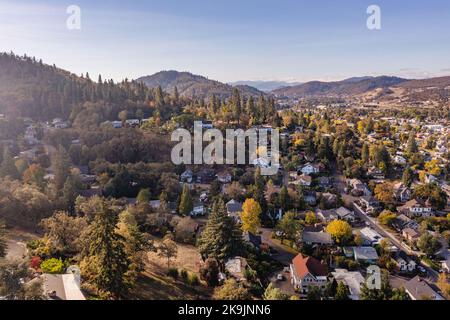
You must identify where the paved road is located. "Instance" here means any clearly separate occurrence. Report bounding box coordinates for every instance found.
[260,228,296,266]
[353,203,439,282]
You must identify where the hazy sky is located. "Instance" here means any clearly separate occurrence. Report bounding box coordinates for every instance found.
[1,0,449,83]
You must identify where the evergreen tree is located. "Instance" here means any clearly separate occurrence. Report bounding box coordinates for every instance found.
[62,175,78,213]
[53,146,71,192]
[0,148,20,180]
[87,201,130,298]
[402,166,414,187]
[406,131,418,155]
[0,220,7,258]
[361,143,370,164]
[197,199,243,264]
[278,186,290,212]
[335,282,350,300]
[178,184,193,215]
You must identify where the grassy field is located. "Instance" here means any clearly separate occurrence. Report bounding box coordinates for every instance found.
[130,236,213,300]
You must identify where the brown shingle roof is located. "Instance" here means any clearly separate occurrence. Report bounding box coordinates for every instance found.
[292,253,327,279]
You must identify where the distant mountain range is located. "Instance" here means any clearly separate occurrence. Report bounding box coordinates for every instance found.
[272,75,450,102]
[272,76,408,97]
[136,71,266,99]
[137,71,450,103]
[228,80,303,92]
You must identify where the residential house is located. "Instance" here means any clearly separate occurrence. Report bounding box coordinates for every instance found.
[395,252,417,273]
[393,182,411,203]
[303,191,317,206]
[243,232,263,251]
[190,205,205,217]
[402,228,420,243]
[298,174,312,187]
[368,166,385,180]
[393,155,407,166]
[290,254,328,294]
[125,119,140,127]
[300,163,320,175]
[331,269,365,300]
[317,209,338,223]
[320,193,338,208]
[404,276,444,300]
[353,246,379,264]
[336,207,355,222]
[397,199,433,218]
[196,169,216,183]
[226,199,243,222]
[301,231,333,246]
[424,174,438,184]
[180,170,193,183]
[112,121,123,129]
[317,176,332,189]
[225,257,251,282]
[348,179,371,197]
[216,171,232,184]
[360,196,380,214]
[43,273,85,300]
[359,227,383,246]
[392,214,413,232]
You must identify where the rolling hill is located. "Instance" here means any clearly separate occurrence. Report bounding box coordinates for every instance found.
[136,71,266,99]
[272,76,408,97]
[229,80,303,92]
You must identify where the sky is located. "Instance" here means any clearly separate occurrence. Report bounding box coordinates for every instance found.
[0,0,449,83]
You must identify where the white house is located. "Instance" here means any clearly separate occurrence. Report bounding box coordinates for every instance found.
[396,252,417,273]
[397,199,433,218]
[300,163,320,175]
[290,254,328,294]
[331,269,365,300]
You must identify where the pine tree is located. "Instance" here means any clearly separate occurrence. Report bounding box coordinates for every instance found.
[361,143,370,164]
[53,146,71,192]
[406,131,418,155]
[0,220,7,258]
[178,184,193,215]
[0,148,20,180]
[62,175,78,213]
[87,201,130,298]
[402,166,414,187]
[197,199,243,264]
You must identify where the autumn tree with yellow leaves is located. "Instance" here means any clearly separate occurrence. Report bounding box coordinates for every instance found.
[241,198,262,234]
[326,220,352,245]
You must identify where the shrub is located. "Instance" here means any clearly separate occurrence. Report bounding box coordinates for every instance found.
[30,256,42,270]
[40,258,65,274]
[180,269,189,283]
[188,274,200,286]
[168,267,179,279]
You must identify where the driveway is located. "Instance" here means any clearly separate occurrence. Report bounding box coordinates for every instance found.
[260,228,296,266]
[5,238,27,260]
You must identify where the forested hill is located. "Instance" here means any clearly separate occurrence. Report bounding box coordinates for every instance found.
[0,52,159,124]
[136,70,266,99]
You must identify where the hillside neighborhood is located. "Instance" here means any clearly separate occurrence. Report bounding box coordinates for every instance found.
[1,52,449,301]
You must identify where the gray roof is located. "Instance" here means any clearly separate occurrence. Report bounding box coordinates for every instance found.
[353,246,379,261]
[404,276,444,300]
[302,231,333,245]
[226,199,242,214]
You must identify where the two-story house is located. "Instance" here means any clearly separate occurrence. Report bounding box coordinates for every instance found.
[290,254,328,294]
